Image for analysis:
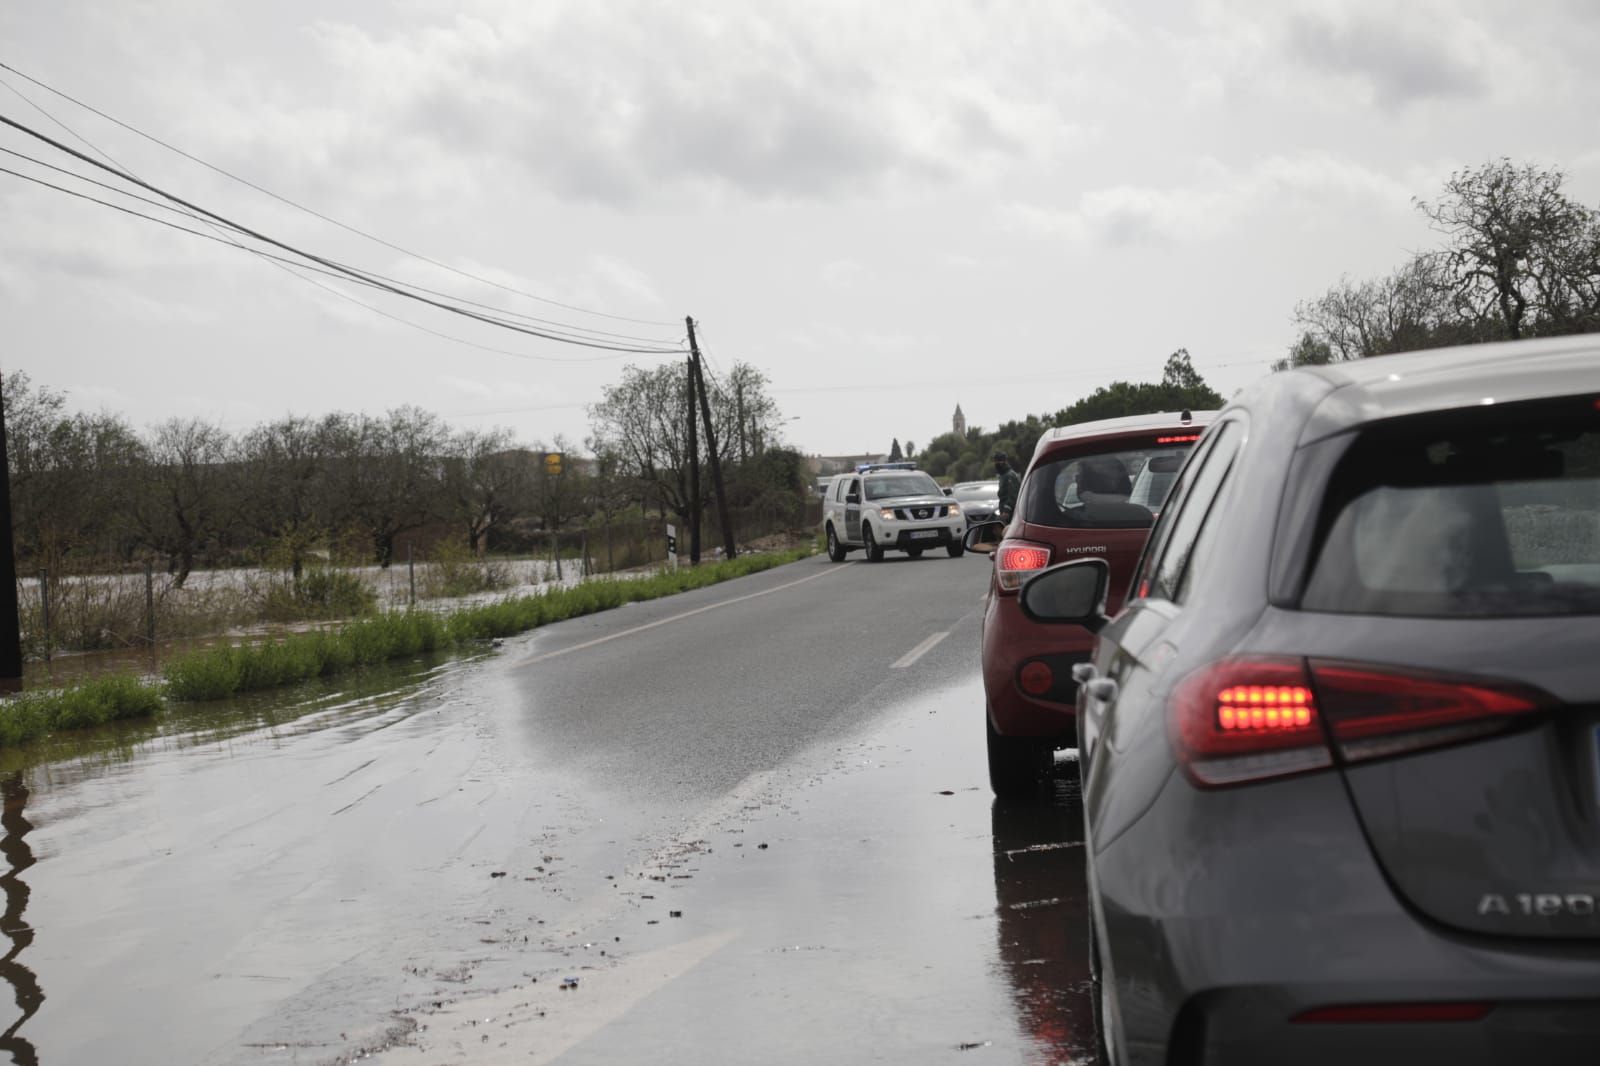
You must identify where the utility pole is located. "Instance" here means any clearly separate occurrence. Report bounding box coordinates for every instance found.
[686,348,701,564]
[0,371,21,685]
[687,317,736,560]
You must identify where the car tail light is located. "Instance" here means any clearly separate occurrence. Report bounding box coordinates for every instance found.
[1018,661,1053,696]
[1169,658,1332,787]
[1309,660,1550,762]
[1170,657,1554,788]
[994,540,1051,592]
[1293,1002,1493,1024]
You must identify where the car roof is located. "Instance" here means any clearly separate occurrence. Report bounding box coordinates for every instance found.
[1031,410,1219,461]
[1264,336,1600,443]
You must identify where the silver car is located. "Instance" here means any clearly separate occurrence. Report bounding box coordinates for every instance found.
[1022,337,1600,1065]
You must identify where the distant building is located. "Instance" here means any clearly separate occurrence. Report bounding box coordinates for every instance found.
[953,404,966,437]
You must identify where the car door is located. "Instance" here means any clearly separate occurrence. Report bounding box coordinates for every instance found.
[843,477,863,543]
[1080,420,1245,847]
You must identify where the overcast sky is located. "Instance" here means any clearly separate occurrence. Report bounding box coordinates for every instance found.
[4,0,1598,458]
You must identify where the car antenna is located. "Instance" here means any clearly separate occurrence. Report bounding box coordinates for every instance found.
[1180,409,1192,424]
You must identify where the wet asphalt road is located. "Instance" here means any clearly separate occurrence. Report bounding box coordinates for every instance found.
[0,553,1094,1064]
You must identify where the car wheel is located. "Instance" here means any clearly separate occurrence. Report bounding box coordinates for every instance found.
[986,713,1050,799]
[863,525,884,562]
[825,524,847,562]
[905,547,923,559]
[946,540,964,558]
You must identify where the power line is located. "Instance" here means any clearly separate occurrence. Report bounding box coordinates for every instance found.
[0,111,684,355]
[0,59,680,329]
[0,141,679,347]
[0,166,656,365]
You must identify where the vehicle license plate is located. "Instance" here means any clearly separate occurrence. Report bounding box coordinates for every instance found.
[911,530,939,539]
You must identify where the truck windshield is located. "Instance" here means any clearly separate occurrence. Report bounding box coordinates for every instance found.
[865,474,940,500]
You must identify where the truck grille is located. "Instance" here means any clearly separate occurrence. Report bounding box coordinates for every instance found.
[894,505,947,520]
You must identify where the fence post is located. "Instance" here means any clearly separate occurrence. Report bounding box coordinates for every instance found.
[580,531,590,579]
[145,561,156,647]
[552,534,563,582]
[605,522,614,574]
[38,569,50,663]
[408,543,416,606]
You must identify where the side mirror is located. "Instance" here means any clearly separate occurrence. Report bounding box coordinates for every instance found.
[1019,559,1111,632]
[846,493,860,504]
[962,521,1005,555]
[943,487,954,496]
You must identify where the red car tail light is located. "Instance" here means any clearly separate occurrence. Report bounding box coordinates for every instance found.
[994,540,1052,592]
[1169,658,1332,787]
[1309,660,1550,762]
[1293,1002,1493,1024]
[1170,657,1554,788]
[1018,661,1054,696]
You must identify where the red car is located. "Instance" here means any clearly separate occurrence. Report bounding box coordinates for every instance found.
[974,410,1214,796]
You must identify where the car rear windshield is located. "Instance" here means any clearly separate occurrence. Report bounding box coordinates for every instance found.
[1023,444,1193,529]
[1302,399,1600,617]
[865,473,941,500]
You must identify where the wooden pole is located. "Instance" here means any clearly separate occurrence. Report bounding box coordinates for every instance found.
[687,317,736,560]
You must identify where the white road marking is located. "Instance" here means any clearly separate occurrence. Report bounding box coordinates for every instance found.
[891,630,949,669]
[518,562,852,667]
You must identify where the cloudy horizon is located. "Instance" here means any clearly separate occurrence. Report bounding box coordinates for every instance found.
[5,0,1598,457]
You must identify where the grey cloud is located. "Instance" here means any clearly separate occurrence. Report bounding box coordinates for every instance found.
[1285,11,1488,108]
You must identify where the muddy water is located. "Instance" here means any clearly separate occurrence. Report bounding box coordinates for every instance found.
[0,653,511,1065]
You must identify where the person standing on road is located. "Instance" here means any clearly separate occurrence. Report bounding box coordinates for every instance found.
[993,452,1021,522]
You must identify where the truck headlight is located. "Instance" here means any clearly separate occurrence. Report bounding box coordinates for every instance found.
[879,508,897,521]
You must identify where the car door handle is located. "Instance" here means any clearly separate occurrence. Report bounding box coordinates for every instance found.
[1086,678,1119,702]
[1071,663,1097,685]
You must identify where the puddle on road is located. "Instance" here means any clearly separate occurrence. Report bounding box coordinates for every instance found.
[0,651,481,788]
[381,677,1098,1066]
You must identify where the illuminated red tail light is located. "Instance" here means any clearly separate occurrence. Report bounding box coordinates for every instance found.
[1309,660,1549,761]
[1169,657,1553,788]
[1169,658,1331,787]
[995,540,1052,591]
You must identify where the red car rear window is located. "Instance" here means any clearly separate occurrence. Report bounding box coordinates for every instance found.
[1023,444,1194,529]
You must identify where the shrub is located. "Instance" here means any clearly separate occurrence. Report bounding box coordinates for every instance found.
[258,566,378,622]
[0,675,163,746]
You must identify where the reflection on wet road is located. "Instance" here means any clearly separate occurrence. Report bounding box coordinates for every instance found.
[993,777,1094,1062]
[0,775,38,1066]
[0,556,1100,1063]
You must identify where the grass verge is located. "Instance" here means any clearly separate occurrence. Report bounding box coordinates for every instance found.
[0,675,164,747]
[2,549,811,745]
[163,548,813,702]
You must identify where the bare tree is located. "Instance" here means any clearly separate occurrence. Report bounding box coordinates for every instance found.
[1418,159,1600,340]
[135,417,231,587]
[441,427,531,553]
[588,363,697,525]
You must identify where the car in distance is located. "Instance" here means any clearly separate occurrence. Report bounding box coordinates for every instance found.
[822,466,966,561]
[968,411,1214,797]
[950,480,1002,526]
[1022,337,1600,1064]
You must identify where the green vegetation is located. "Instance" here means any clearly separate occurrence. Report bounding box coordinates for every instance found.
[162,548,810,701]
[0,675,164,747]
[259,565,380,622]
[2,550,811,745]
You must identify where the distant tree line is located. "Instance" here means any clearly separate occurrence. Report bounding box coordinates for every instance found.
[911,350,1225,481]
[4,361,804,583]
[1282,159,1600,368]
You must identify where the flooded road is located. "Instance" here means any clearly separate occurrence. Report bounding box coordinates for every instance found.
[0,557,1095,1064]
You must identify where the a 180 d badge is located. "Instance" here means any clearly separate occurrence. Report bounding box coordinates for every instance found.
[1478,893,1598,917]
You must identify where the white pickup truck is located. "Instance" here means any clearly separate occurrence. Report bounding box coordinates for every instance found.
[822,467,966,562]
